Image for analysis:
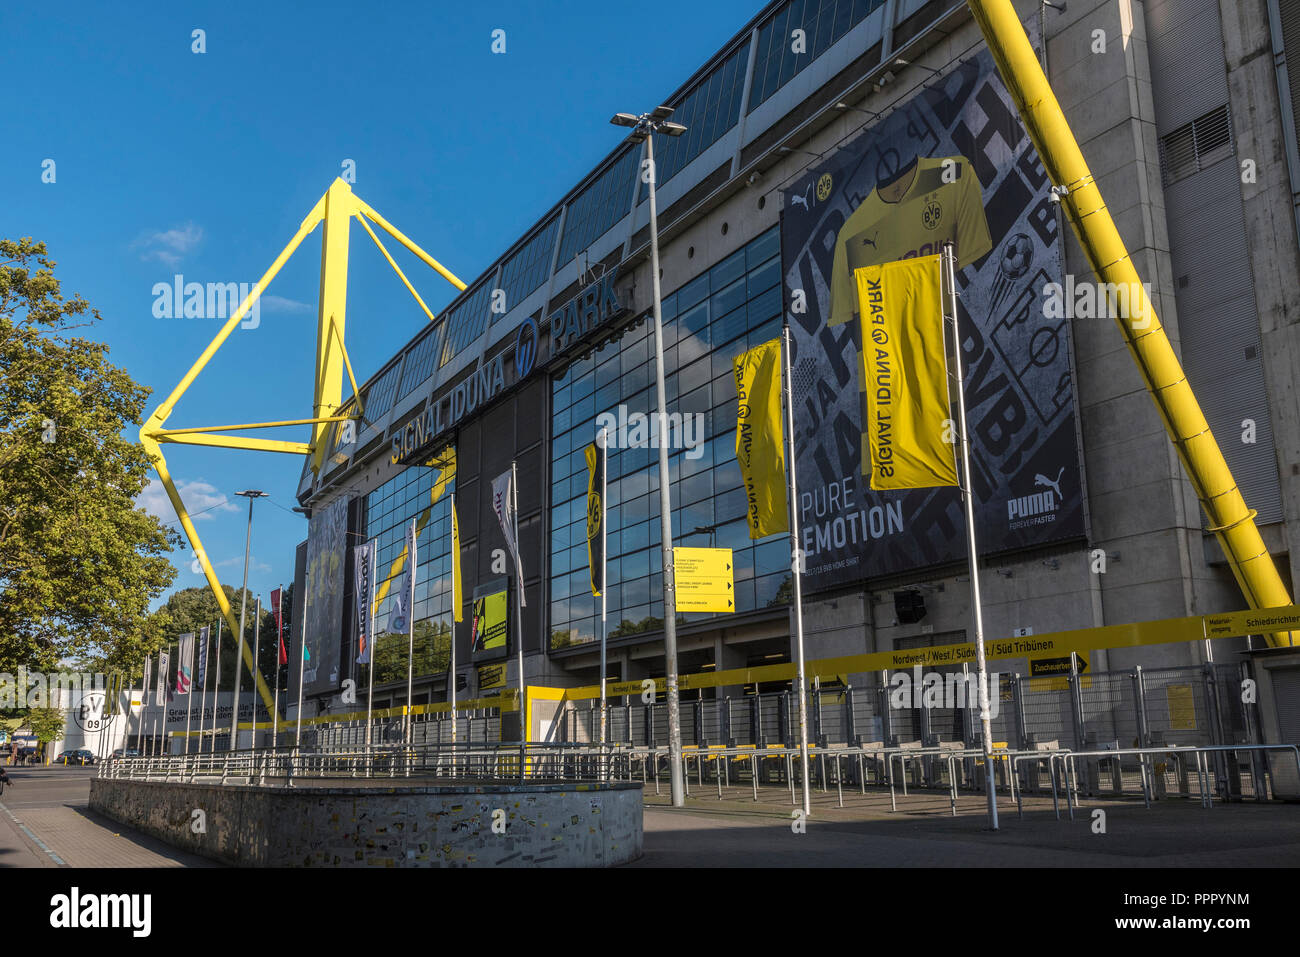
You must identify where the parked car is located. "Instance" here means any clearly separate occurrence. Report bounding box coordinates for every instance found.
[55,750,93,766]
[74,749,95,765]
[109,748,140,760]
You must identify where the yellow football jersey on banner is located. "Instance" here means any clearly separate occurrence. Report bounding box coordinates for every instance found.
[829,155,992,328]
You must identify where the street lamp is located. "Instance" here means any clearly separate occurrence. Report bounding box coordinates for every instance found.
[231,490,267,750]
[610,105,687,807]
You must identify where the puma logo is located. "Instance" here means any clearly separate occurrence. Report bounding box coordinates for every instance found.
[859,230,878,250]
[1034,466,1065,500]
[790,184,812,211]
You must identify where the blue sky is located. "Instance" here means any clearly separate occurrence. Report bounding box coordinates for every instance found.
[3,0,761,613]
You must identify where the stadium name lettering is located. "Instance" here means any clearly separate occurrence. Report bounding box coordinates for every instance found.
[391,354,506,464]
[550,267,626,356]
[866,278,894,479]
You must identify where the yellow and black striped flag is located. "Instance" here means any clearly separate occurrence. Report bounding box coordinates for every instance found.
[585,440,604,596]
[856,255,959,490]
[733,338,788,539]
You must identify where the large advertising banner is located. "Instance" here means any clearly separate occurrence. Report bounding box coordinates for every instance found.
[302,495,349,695]
[781,43,1086,592]
[471,580,509,661]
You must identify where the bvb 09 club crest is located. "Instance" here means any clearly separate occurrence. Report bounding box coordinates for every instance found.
[587,489,602,538]
[816,173,833,202]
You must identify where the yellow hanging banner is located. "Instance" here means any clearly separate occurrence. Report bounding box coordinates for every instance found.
[856,255,959,490]
[733,338,788,539]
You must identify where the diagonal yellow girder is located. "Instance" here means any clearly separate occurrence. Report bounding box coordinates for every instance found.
[140,178,468,719]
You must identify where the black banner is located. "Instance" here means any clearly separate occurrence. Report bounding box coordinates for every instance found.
[781,42,1086,592]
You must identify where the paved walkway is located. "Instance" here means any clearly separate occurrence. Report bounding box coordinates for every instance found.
[632,785,1300,867]
[0,767,216,868]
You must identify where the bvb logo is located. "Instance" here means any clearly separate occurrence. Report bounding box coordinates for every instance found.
[587,492,602,539]
[922,201,942,230]
[816,173,833,202]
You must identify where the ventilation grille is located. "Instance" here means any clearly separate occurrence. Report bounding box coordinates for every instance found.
[1159,104,1234,187]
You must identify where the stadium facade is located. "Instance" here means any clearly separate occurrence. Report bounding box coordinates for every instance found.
[288,0,1300,729]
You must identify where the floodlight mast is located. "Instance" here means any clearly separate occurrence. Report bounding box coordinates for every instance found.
[608,105,686,808]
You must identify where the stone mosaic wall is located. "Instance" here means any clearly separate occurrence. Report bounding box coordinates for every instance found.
[90,778,643,867]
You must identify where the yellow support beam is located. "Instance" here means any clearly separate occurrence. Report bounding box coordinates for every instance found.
[354,197,468,292]
[154,432,312,455]
[311,179,355,474]
[968,1,1296,647]
[139,177,470,720]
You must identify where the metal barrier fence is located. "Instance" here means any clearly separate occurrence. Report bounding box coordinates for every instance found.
[557,662,1273,801]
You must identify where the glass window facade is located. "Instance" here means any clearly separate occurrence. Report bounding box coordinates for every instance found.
[498,215,560,318]
[548,226,787,652]
[749,0,884,112]
[363,461,456,684]
[440,277,497,368]
[363,361,404,421]
[557,148,641,266]
[395,327,440,401]
[648,44,750,192]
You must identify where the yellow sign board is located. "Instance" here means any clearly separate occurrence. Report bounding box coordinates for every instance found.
[1203,606,1300,640]
[673,547,735,613]
[478,662,506,690]
[1167,683,1197,730]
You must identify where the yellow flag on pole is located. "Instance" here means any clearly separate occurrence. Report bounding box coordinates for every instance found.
[856,255,959,490]
[733,338,789,539]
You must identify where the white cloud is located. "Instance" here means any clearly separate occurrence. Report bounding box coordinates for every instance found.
[133,223,203,266]
[259,294,312,313]
[137,477,238,524]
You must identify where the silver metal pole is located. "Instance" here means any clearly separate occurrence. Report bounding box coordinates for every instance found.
[405,517,417,745]
[295,581,308,748]
[645,130,685,807]
[944,241,998,830]
[198,625,210,755]
[511,460,527,743]
[231,496,255,750]
[599,426,609,751]
[135,658,147,753]
[273,589,281,751]
[782,327,813,818]
[250,596,260,758]
[450,492,458,746]
[210,617,222,753]
[183,636,194,756]
[365,544,376,754]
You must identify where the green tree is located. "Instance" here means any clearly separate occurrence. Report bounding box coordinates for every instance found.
[0,238,178,671]
[27,706,64,749]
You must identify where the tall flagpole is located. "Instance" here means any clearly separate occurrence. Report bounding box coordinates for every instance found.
[782,327,813,818]
[273,587,282,750]
[250,596,261,758]
[295,582,309,749]
[365,544,376,757]
[183,636,194,756]
[211,617,222,752]
[943,240,998,830]
[511,460,527,743]
[405,517,417,745]
[450,492,458,745]
[136,658,147,754]
[599,427,609,754]
[198,626,210,755]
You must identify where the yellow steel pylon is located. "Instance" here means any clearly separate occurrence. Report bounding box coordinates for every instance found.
[140,179,467,713]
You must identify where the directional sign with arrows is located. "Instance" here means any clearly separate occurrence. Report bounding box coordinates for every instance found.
[673,547,735,613]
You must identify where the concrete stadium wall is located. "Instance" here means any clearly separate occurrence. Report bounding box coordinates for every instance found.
[89,778,643,867]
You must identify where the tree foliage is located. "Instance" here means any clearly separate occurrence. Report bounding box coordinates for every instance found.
[27,706,65,744]
[0,238,178,671]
